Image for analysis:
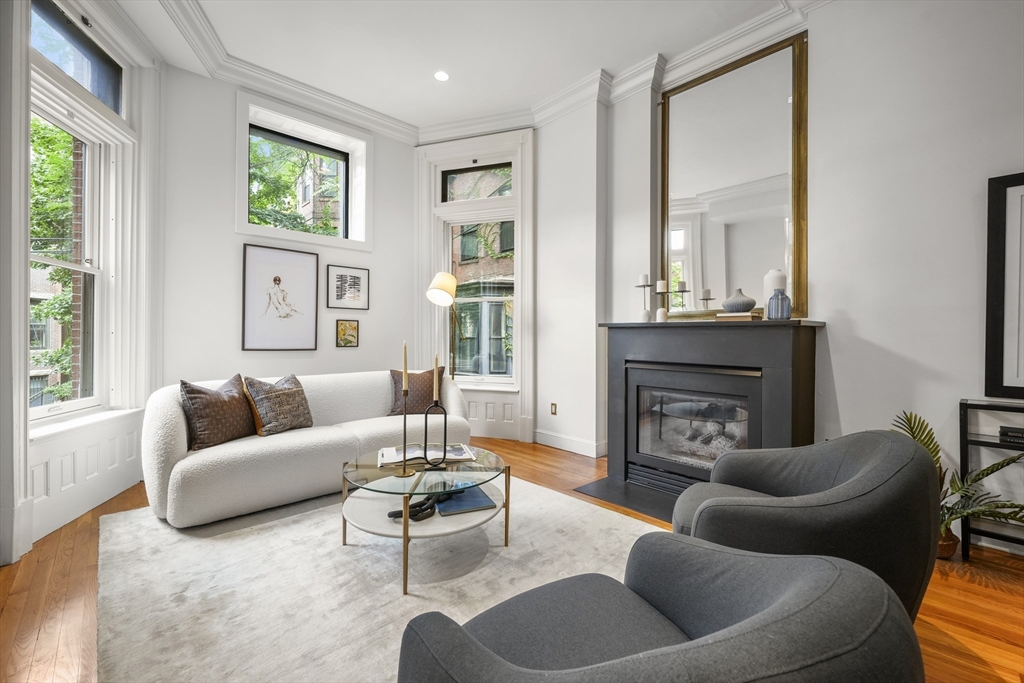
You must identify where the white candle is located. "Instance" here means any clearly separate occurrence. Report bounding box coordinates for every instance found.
[402,342,408,391]
[656,280,667,293]
[433,354,439,401]
[676,280,687,292]
[639,274,649,286]
[702,288,711,299]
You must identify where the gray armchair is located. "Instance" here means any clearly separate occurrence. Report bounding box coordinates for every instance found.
[672,430,939,620]
[398,533,924,683]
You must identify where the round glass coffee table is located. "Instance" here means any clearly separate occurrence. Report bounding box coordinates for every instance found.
[341,445,509,594]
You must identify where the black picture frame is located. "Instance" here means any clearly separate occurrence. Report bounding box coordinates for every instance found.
[984,172,1024,399]
[336,320,359,347]
[242,243,319,351]
[326,264,370,310]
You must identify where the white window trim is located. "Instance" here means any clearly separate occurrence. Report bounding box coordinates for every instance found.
[28,52,137,423]
[235,91,374,252]
[415,130,535,441]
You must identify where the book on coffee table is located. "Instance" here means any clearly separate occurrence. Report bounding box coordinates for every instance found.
[436,485,497,516]
[377,443,475,467]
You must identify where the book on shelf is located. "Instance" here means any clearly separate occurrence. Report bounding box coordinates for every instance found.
[998,425,1024,439]
[716,312,762,321]
[998,434,1024,446]
[378,443,475,468]
[436,484,497,516]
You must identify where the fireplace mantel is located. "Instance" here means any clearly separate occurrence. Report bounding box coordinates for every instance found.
[583,319,824,521]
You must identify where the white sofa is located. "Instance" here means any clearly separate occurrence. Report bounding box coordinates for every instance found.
[141,371,470,528]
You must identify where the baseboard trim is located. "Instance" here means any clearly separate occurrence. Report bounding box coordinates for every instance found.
[534,430,607,458]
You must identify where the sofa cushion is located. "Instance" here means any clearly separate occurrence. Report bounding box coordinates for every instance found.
[672,482,774,535]
[343,414,471,456]
[179,374,256,451]
[388,368,445,416]
[165,425,358,528]
[242,375,313,436]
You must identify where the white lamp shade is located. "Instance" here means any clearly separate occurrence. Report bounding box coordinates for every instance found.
[426,271,457,307]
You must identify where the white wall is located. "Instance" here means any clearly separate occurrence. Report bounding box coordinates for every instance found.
[806,1,1023,548]
[160,66,417,386]
[534,101,608,457]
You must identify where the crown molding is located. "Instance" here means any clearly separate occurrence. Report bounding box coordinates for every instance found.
[661,0,807,92]
[158,0,419,145]
[609,54,666,105]
[532,69,612,128]
[696,173,790,204]
[418,108,534,145]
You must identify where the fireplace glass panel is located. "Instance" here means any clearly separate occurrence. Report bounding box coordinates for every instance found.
[637,387,748,471]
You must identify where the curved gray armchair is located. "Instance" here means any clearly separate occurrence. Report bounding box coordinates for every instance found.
[672,430,939,620]
[398,533,924,683]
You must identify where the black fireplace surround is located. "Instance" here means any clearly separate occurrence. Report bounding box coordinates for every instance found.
[582,320,822,521]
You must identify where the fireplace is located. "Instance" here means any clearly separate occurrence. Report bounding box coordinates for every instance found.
[580,320,822,521]
[627,363,761,495]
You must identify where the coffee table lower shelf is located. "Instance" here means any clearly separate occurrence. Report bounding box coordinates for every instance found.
[342,478,509,594]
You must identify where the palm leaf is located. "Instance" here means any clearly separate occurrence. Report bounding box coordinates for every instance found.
[959,453,1024,488]
[892,411,941,464]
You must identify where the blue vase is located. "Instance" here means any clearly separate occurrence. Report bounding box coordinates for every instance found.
[766,288,791,320]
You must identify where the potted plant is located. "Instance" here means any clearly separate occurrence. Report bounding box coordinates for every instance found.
[892,411,1024,559]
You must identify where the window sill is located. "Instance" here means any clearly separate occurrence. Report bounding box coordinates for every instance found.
[29,407,144,445]
[455,381,519,394]
[236,222,372,252]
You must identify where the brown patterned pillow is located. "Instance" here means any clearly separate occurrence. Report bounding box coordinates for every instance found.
[388,367,446,416]
[242,375,313,437]
[179,375,257,451]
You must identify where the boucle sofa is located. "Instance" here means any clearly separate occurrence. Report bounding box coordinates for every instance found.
[141,371,470,528]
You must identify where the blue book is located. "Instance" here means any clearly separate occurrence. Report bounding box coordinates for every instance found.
[436,485,497,516]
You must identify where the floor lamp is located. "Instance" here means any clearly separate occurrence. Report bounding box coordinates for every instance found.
[426,272,461,380]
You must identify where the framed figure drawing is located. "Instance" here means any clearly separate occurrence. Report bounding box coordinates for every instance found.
[984,173,1024,399]
[327,264,369,310]
[243,244,319,350]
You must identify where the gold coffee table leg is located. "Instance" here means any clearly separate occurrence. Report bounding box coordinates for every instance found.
[342,468,348,546]
[504,465,511,547]
[402,493,411,595]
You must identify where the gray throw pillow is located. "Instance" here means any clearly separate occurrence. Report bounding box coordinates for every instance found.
[242,375,313,436]
[388,367,445,416]
[179,374,257,451]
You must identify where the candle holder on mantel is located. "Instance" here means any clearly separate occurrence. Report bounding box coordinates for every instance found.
[675,286,691,312]
[423,400,448,470]
[394,388,416,477]
[699,296,716,311]
[635,283,653,322]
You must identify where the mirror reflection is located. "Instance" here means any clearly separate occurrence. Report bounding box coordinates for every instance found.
[665,45,797,313]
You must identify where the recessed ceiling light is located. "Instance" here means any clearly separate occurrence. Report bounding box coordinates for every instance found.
[434,71,449,82]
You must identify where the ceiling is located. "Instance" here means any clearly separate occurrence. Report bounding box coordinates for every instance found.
[117,0,783,131]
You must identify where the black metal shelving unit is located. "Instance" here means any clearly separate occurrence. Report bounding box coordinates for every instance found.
[958,399,1024,560]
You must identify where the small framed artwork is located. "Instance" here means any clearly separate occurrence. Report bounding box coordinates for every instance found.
[336,320,359,347]
[242,243,319,351]
[326,264,370,310]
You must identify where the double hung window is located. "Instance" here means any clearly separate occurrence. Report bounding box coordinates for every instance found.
[28,0,131,419]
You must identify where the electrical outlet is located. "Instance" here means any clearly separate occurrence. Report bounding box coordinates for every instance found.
[550,403,557,415]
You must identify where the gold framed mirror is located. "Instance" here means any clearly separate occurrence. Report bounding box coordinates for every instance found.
[661,32,807,318]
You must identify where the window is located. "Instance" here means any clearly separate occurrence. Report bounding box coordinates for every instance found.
[458,225,479,262]
[239,94,371,250]
[28,113,98,412]
[30,0,122,115]
[29,376,55,408]
[442,163,512,202]
[29,299,48,349]
[451,222,515,378]
[499,221,514,253]
[249,125,349,238]
[669,224,691,311]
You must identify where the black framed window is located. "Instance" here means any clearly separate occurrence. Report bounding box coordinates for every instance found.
[499,221,514,252]
[31,0,122,114]
[248,125,350,238]
[442,162,512,202]
[459,226,479,262]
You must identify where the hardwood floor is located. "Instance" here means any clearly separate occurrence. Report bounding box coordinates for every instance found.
[1,438,1021,682]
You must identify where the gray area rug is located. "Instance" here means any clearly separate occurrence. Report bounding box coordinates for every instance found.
[98,478,660,682]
